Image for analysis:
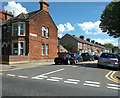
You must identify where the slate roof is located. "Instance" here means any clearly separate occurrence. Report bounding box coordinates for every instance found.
[65,34,105,49]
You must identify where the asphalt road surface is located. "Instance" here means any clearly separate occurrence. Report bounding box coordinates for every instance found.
[1,63,120,97]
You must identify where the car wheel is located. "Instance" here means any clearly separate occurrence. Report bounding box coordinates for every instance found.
[97,64,101,68]
[67,60,70,65]
[55,62,58,65]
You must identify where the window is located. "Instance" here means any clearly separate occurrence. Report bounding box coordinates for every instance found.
[42,44,44,55]
[13,42,18,55]
[46,27,49,38]
[12,41,25,55]
[46,44,48,56]
[13,24,18,36]
[7,27,11,37]
[3,27,7,39]
[20,24,24,35]
[13,23,25,36]
[42,26,45,37]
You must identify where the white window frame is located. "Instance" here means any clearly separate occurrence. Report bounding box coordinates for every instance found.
[42,26,45,37]
[41,44,45,55]
[12,22,26,36]
[12,40,25,55]
[46,44,48,56]
[46,27,49,38]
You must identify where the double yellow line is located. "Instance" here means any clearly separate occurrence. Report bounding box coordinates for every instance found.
[105,71,120,84]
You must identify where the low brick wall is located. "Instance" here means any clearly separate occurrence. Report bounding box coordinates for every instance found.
[2,55,29,64]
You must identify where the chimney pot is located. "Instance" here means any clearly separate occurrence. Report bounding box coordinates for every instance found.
[86,38,90,42]
[80,35,84,40]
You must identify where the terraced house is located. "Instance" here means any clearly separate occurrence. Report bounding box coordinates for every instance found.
[60,34,109,55]
[1,0,58,64]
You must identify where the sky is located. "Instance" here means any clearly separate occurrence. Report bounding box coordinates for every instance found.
[1,1,118,46]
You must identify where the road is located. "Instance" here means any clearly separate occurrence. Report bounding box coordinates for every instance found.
[1,62,120,97]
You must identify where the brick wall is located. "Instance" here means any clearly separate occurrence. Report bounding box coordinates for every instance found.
[29,11,58,60]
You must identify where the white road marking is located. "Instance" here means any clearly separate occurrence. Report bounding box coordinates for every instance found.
[47,79,60,82]
[84,83,100,87]
[7,74,16,77]
[0,73,3,75]
[64,81,78,84]
[67,79,80,82]
[107,86,120,90]
[32,68,64,79]
[31,77,43,80]
[40,68,65,76]
[51,77,63,80]
[18,76,28,78]
[73,66,78,68]
[107,84,120,87]
[85,81,100,84]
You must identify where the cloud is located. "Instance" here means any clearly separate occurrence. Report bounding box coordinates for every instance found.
[58,34,63,38]
[78,20,106,35]
[93,38,115,45]
[113,43,118,46]
[57,22,75,33]
[4,1,28,17]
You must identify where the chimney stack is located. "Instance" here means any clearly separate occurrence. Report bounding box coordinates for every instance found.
[91,40,95,43]
[86,38,90,42]
[39,0,49,12]
[80,35,84,40]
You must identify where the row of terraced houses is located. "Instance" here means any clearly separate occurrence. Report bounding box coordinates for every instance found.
[0,0,111,64]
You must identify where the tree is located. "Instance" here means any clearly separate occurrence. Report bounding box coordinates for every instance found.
[104,43,114,49]
[62,43,72,52]
[100,1,120,38]
[96,49,100,54]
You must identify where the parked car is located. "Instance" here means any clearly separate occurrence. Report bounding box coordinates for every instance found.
[97,52,119,69]
[81,52,94,61]
[69,53,83,62]
[54,54,76,65]
[94,54,100,60]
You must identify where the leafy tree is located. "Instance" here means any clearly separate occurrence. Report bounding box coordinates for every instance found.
[96,49,100,54]
[100,1,120,38]
[104,43,114,49]
[62,43,72,52]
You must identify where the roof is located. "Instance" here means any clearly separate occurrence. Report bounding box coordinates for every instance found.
[64,34,106,49]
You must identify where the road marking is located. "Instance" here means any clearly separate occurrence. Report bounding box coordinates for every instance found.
[84,83,100,87]
[7,74,16,77]
[107,86,120,90]
[51,77,63,80]
[67,79,80,82]
[105,71,120,84]
[47,79,60,82]
[31,77,43,80]
[73,66,78,67]
[107,83,120,87]
[85,81,100,85]
[18,76,28,78]
[64,81,78,84]
[0,73,3,75]
[38,75,48,78]
[39,68,65,76]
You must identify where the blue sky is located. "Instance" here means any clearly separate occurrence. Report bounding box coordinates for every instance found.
[2,1,118,46]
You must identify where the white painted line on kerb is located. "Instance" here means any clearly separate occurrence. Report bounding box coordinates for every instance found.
[7,74,16,77]
[51,77,63,80]
[64,81,78,84]
[47,79,60,82]
[84,83,100,88]
[18,76,28,78]
[67,79,80,82]
[85,81,100,85]
[40,68,65,76]
[107,86,120,90]
[107,84,120,87]
[31,77,43,80]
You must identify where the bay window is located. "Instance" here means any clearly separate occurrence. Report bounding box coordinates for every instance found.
[13,23,25,36]
[12,41,25,55]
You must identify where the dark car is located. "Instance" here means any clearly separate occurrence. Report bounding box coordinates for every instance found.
[69,53,83,63]
[54,54,76,65]
[94,54,100,60]
[81,52,94,61]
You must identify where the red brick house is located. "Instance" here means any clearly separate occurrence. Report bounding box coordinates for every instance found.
[1,0,58,64]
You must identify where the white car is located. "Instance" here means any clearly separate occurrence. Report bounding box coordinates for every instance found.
[97,52,119,69]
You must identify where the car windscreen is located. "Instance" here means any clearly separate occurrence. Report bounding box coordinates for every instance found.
[100,53,118,58]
